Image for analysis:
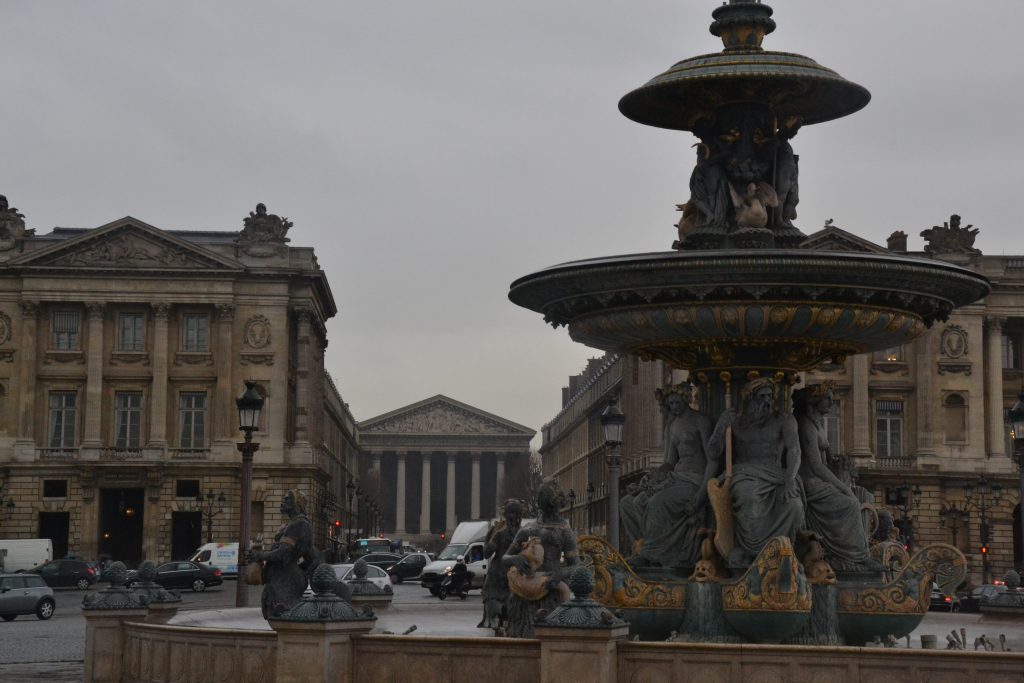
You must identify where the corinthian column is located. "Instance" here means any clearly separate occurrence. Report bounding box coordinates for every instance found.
[914,329,937,463]
[148,303,170,449]
[15,301,39,454]
[446,453,456,532]
[420,454,431,534]
[214,304,235,446]
[986,317,1007,458]
[82,303,105,449]
[471,452,481,520]
[395,452,407,534]
[292,306,312,447]
[850,352,872,459]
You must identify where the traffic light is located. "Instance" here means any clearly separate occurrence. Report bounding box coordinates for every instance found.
[981,544,988,556]
[334,520,341,529]
[440,532,446,541]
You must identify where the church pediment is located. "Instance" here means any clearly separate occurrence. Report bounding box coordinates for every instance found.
[360,396,535,437]
[11,217,243,271]
[801,224,889,254]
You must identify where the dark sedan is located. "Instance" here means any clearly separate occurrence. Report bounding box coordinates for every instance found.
[26,559,97,590]
[126,561,222,592]
[357,553,404,571]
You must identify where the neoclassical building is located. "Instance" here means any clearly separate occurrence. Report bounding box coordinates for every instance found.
[542,218,1024,585]
[357,395,534,545]
[0,197,359,565]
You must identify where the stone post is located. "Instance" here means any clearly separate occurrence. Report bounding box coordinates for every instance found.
[534,566,629,683]
[420,453,431,534]
[395,452,406,534]
[446,453,457,532]
[82,303,106,451]
[147,303,170,450]
[269,564,376,683]
[986,317,1007,459]
[81,562,150,683]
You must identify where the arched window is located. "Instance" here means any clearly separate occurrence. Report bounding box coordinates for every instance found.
[943,393,967,443]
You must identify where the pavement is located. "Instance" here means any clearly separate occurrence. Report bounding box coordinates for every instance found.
[4,581,1024,682]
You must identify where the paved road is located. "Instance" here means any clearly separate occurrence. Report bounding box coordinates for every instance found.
[3,580,1022,681]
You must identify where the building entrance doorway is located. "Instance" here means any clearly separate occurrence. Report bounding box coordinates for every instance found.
[38,512,70,559]
[171,511,202,560]
[99,488,145,566]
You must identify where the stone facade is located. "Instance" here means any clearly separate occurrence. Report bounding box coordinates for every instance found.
[0,206,358,565]
[356,395,534,544]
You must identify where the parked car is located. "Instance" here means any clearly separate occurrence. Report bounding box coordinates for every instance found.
[125,561,222,592]
[26,559,96,590]
[385,552,431,583]
[0,573,55,620]
[330,563,391,591]
[929,585,959,612]
[357,553,404,571]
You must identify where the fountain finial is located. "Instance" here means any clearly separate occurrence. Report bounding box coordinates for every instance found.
[710,0,776,51]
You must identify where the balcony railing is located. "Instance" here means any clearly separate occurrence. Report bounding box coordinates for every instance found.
[169,448,211,460]
[37,447,78,461]
[874,456,916,470]
[100,447,144,461]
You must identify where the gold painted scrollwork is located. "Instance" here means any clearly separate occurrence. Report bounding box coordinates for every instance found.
[838,543,966,615]
[721,536,812,612]
[577,536,686,610]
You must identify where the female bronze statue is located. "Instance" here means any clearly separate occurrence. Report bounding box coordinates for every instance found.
[479,499,523,633]
[247,489,319,618]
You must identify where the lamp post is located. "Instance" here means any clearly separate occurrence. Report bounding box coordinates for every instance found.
[345,479,357,556]
[940,503,970,548]
[885,482,921,551]
[963,476,1003,584]
[586,482,595,533]
[600,396,625,552]
[567,488,577,529]
[1008,390,1024,572]
[195,489,226,543]
[0,485,15,522]
[235,380,264,608]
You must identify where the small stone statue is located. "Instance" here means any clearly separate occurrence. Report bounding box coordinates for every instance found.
[238,202,292,256]
[0,194,33,251]
[502,481,578,638]
[479,499,523,633]
[920,214,981,255]
[246,489,321,619]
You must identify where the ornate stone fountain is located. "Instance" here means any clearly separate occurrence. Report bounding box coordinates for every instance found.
[509,0,988,644]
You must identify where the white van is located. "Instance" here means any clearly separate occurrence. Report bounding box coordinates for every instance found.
[189,542,238,577]
[420,521,492,594]
[0,539,53,573]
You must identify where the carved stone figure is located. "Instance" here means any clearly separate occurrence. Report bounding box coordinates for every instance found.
[0,194,32,250]
[920,214,981,255]
[632,384,726,568]
[247,489,321,618]
[241,203,292,243]
[502,481,578,637]
[772,117,801,231]
[479,499,523,633]
[715,377,804,568]
[793,383,876,573]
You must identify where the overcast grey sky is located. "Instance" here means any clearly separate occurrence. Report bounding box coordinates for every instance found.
[3,1,1022,442]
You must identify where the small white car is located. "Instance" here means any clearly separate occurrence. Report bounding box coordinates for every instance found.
[330,563,391,591]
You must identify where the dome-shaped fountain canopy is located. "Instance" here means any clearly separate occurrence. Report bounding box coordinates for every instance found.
[619,1,870,131]
[508,250,990,372]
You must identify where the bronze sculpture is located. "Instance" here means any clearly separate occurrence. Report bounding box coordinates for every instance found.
[479,499,523,633]
[247,489,320,618]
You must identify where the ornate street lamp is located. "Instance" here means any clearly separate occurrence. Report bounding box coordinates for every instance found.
[600,396,625,551]
[235,380,264,607]
[0,485,14,522]
[195,489,226,543]
[345,479,357,554]
[940,503,970,548]
[586,482,595,532]
[886,482,922,551]
[1009,390,1024,572]
[567,488,577,529]
[963,475,1003,584]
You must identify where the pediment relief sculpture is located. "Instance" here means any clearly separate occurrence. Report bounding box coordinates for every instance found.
[44,233,217,269]
[364,403,521,435]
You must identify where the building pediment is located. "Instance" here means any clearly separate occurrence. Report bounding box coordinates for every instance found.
[359,395,535,437]
[801,225,889,254]
[10,217,243,272]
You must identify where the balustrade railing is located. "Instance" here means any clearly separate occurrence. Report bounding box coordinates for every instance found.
[168,448,210,460]
[37,447,78,460]
[101,447,143,461]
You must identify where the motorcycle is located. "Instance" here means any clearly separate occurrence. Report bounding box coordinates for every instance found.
[437,566,469,600]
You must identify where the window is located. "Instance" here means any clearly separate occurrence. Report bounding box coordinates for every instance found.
[114,391,143,449]
[179,392,206,448]
[43,480,68,498]
[1003,334,1018,369]
[824,400,841,452]
[52,310,80,350]
[873,346,904,362]
[118,313,145,351]
[875,400,903,459]
[943,393,967,443]
[176,479,200,498]
[182,314,209,352]
[48,391,77,448]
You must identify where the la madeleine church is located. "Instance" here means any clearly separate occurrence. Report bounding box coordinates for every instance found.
[0,196,360,565]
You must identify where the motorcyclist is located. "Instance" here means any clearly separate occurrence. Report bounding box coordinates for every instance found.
[449,555,471,597]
